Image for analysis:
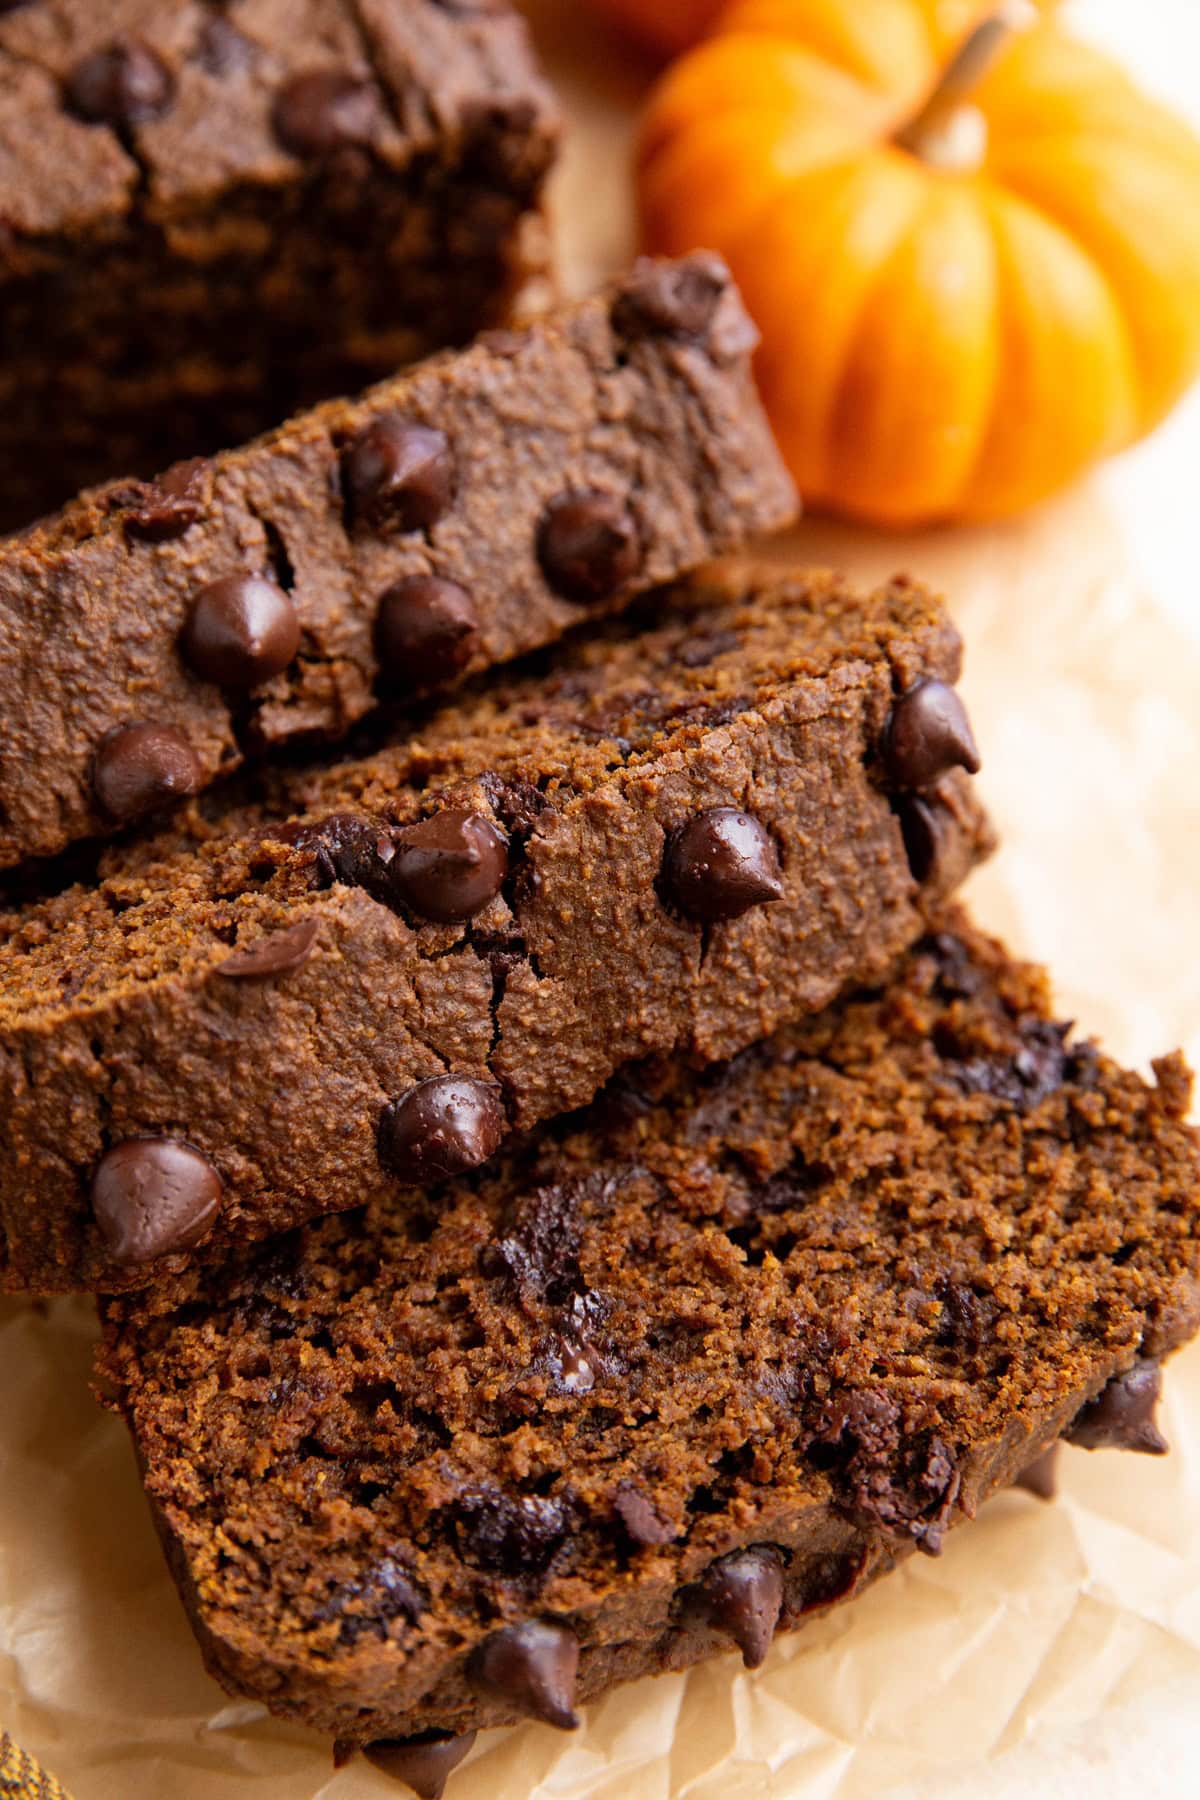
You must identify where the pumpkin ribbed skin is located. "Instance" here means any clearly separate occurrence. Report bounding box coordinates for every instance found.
[639,2,1200,524]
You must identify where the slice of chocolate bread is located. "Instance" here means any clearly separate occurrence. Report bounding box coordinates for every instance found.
[96,914,1200,1761]
[0,0,559,531]
[0,254,796,871]
[0,563,990,1294]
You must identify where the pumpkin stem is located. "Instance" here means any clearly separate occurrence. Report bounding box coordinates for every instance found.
[894,1,1038,171]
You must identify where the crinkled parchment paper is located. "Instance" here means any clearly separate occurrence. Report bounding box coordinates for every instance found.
[2,3,1199,1794]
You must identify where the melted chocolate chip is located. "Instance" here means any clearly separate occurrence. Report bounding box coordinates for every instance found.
[66,37,176,128]
[614,1484,675,1548]
[217,918,320,981]
[1065,1360,1168,1455]
[376,577,480,693]
[272,69,380,157]
[91,1139,221,1266]
[182,574,300,690]
[343,418,455,531]
[884,679,981,791]
[538,491,641,603]
[694,1548,784,1669]
[472,1619,580,1729]
[455,1490,570,1577]
[663,808,784,923]
[92,722,202,823]
[482,1179,585,1305]
[362,1734,477,1800]
[1015,1445,1059,1500]
[612,253,730,342]
[123,458,208,542]
[378,1076,506,1185]
[389,810,509,924]
[313,1555,423,1645]
[552,1336,596,1394]
[948,1018,1081,1111]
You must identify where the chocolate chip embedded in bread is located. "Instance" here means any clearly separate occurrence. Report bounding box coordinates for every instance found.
[92,722,201,822]
[217,918,320,981]
[471,1620,580,1729]
[378,1076,506,1184]
[537,491,641,603]
[390,810,509,923]
[614,1483,675,1548]
[694,1548,785,1669]
[611,251,731,341]
[376,576,480,693]
[272,69,381,157]
[663,808,783,923]
[361,1733,478,1800]
[884,680,981,791]
[182,575,300,690]
[124,459,209,543]
[1065,1359,1168,1455]
[342,418,455,532]
[895,791,951,885]
[65,37,176,128]
[91,1140,221,1266]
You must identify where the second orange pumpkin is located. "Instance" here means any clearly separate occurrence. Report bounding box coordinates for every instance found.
[640,0,1200,525]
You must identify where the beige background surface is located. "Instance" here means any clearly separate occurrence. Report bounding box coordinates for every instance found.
[3,2,1200,1794]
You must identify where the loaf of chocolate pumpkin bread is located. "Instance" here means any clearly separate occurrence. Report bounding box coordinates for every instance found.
[0,0,559,532]
[96,915,1200,1768]
[0,253,795,871]
[0,563,991,1294]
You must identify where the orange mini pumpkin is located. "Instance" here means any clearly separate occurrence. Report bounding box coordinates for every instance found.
[586,0,725,58]
[640,2,1200,525]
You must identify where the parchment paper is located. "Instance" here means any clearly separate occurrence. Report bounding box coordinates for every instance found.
[3,3,1199,1794]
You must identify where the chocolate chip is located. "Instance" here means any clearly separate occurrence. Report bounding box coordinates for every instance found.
[553,1337,596,1395]
[456,1490,569,1577]
[390,810,509,924]
[1065,1359,1168,1455]
[663,808,783,923]
[378,1076,506,1184]
[342,418,455,533]
[947,1018,1081,1111]
[217,918,319,981]
[614,1484,675,1548]
[272,69,380,157]
[182,574,300,690]
[313,1555,423,1645]
[93,723,202,823]
[66,37,176,128]
[472,1620,580,1729]
[482,1179,585,1305]
[884,679,981,791]
[895,791,948,885]
[538,491,641,603]
[376,576,480,693]
[123,457,208,542]
[612,253,731,342]
[91,1139,221,1266]
[694,1548,784,1669]
[1015,1445,1059,1501]
[362,1734,477,1800]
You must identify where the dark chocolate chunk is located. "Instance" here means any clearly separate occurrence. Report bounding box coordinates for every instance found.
[538,491,641,603]
[376,577,480,693]
[182,574,300,691]
[217,918,320,981]
[611,252,730,342]
[1065,1359,1168,1455]
[123,458,208,542]
[342,418,455,532]
[1015,1445,1059,1501]
[614,1483,675,1548]
[92,722,202,823]
[389,810,509,924]
[948,1019,1081,1111]
[696,1548,784,1669]
[313,1555,423,1646]
[472,1619,580,1729]
[91,1139,221,1266]
[663,807,784,923]
[455,1489,570,1577]
[378,1076,506,1184]
[362,1733,477,1800]
[884,680,981,792]
[482,1179,585,1305]
[65,37,175,128]
[272,69,381,157]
